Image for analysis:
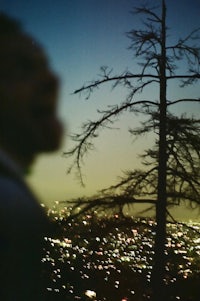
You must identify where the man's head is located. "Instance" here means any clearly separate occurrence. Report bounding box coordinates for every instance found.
[0,14,63,168]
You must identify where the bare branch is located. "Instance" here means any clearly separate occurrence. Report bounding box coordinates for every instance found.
[168,98,200,106]
[133,5,161,23]
[64,99,157,183]
[166,74,200,79]
[74,71,159,98]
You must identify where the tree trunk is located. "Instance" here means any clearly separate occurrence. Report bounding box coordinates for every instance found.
[152,1,167,300]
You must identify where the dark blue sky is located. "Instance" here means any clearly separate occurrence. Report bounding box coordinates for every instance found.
[2,0,200,81]
[1,0,199,94]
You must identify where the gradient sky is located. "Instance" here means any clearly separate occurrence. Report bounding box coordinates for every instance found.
[1,1,200,219]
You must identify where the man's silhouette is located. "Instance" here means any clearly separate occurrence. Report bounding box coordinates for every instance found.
[0,14,63,300]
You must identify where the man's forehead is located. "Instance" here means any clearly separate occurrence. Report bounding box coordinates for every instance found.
[0,33,47,62]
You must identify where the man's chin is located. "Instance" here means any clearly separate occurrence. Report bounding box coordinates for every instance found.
[34,119,63,153]
[38,140,62,153]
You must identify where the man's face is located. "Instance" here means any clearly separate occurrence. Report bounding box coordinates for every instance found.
[0,34,63,161]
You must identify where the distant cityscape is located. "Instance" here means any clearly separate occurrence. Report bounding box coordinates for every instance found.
[43,215,200,301]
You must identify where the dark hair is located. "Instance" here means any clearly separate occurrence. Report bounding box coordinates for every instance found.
[0,13,21,35]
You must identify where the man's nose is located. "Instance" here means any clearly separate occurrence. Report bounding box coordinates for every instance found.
[38,70,59,95]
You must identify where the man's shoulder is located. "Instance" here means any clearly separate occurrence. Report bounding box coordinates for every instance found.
[0,150,28,205]
[0,175,50,235]
[0,175,44,221]
[0,175,30,205]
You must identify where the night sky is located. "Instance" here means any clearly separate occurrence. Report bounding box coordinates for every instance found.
[1,0,200,220]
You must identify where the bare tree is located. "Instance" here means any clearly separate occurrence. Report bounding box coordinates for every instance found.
[64,1,200,300]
